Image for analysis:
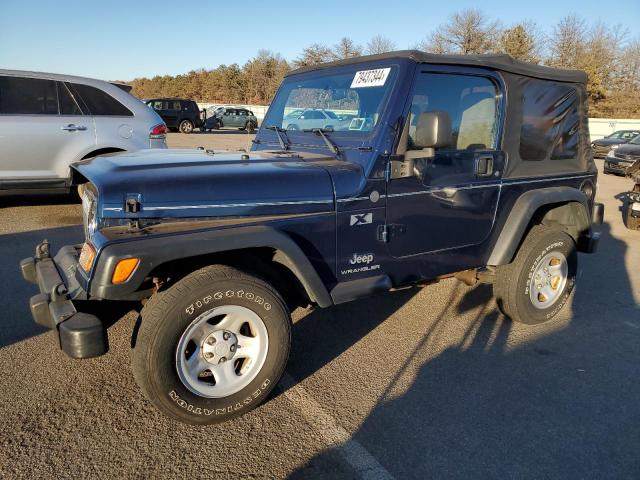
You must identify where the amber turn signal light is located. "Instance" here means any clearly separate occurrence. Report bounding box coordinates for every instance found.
[112,258,139,284]
[78,243,96,272]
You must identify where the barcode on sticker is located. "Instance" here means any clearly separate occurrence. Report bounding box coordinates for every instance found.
[351,68,390,88]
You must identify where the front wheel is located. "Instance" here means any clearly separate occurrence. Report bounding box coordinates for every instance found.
[494,226,577,325]
[132,265,291,424]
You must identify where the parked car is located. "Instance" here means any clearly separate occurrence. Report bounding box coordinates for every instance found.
[0,70,167,194]
[283,108,344,130]
[21,51,603,425]
[202,107,258,132]
[145,98,204,134]
[591,129,640,158]
[604,134,640,175]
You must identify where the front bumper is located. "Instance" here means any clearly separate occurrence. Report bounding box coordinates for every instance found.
[604,159,633,174]
[20,241,108,359]
[592,145,613,157]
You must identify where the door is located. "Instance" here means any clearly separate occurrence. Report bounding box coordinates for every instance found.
[386,71,504,257]
[0,75,94,187]
[226,109,240,127]
[68,82,138,152]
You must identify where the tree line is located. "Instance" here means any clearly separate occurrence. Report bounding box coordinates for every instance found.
[130,9,640,118]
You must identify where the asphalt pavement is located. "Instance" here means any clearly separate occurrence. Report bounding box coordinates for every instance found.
[0,133,638,479]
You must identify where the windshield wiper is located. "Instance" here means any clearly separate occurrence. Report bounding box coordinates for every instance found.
[303,128,340,158]
[265,125,290,151]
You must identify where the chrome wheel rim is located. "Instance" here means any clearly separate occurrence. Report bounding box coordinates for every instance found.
[182,122,192,133]
[176,305,269,398]
[529,251,568,310]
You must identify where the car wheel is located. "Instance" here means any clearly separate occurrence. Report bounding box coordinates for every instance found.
[493,225,577,325]
[179,120,194,134]
[287,124,299,131]
[246,121,256,133]
[132,265,291,424]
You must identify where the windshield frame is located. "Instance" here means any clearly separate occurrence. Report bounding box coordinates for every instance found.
[260,61,402,147]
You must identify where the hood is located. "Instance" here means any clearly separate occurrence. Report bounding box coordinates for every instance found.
[593,138,627,146]
[73,149,337,218]
[613,142,640,158]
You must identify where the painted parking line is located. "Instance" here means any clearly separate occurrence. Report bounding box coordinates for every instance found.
[280,373,394,480]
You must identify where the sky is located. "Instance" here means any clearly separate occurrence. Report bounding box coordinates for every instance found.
[1,0,638,81]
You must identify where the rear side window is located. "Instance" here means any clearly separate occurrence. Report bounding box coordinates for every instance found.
[71,83,133,116]
[0,76,58,114]
[170,101,182,110]
[520,80,579,161]
[57,82,83,115]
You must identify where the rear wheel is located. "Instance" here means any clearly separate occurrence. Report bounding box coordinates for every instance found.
[246,121,256,133]
[132,265,291,424]
[179,119,194,134]
[494,226,577,325]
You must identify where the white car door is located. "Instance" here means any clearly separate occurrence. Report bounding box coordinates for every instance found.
[0,75,95,188]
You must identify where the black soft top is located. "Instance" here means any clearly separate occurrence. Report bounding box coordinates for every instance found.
[288,50,587,84]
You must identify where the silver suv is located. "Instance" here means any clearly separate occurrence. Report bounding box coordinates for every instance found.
[0,70,167,194]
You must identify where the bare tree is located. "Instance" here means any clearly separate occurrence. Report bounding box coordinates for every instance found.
[418,9,501,54]
[499,21,543,63]
[548,14,587,68]
[293,43,334,68]
[332,37,363,59]
[366,35,397,55]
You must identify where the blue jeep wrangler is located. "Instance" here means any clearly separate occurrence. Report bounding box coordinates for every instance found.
[21,51,604,424]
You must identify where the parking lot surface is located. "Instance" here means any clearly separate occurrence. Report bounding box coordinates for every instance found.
[0,134,638,479]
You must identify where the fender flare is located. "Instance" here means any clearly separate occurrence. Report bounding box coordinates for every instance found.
[487,186,591,266]
[89,225,333,307]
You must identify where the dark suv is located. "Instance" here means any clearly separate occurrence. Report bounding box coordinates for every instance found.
[145,98,203,134]
[20,51,604,425]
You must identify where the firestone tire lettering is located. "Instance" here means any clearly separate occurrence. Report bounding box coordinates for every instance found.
[185,289,272,316]
[168,379,271,416]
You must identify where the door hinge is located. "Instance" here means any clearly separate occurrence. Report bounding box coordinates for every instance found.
[377,224,406,242]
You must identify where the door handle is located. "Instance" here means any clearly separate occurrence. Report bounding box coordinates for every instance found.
[61,124,87,131]
[475,155,494,177]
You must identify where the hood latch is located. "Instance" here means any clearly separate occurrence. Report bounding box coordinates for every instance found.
[124,193,142,214]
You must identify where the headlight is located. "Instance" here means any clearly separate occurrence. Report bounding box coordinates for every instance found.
[611,144,620,150]
[80,184,99,239]
[607,149,616,158]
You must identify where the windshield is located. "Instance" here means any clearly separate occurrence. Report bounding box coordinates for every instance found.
[607,131,624,139]
[263,66,397,135]
[630,134,640,145]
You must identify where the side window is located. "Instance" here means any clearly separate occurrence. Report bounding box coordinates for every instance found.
[238,110,247,116]
[150,101,164,110]
[71,83,133,116]
[0,76,58,114]
[407,73,498,151]
[171,101,182,110]
[520,80,578,161]
[57,82,83,115]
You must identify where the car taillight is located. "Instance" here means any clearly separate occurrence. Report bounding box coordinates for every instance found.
[150,123,167,138]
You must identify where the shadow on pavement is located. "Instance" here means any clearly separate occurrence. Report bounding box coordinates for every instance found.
[288,222,639,479]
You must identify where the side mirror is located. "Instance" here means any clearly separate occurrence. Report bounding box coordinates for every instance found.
[391,111,452,179]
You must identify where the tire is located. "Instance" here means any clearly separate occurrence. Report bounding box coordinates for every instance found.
[247,122,256,133]
[179,119,194,134]
[286,124,299,131]
[494,226,577,325]
[132,265,291,424]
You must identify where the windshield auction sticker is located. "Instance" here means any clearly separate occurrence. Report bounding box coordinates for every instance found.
[351,68,391,88]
